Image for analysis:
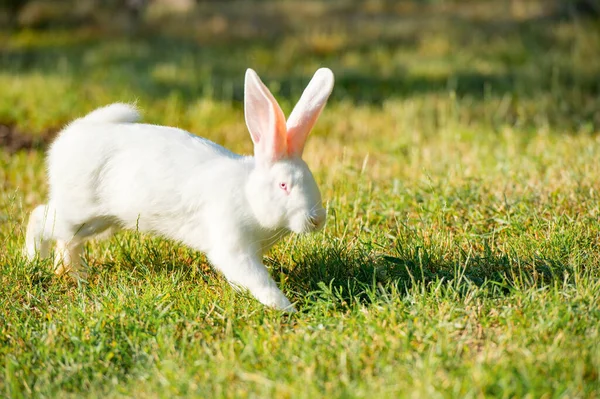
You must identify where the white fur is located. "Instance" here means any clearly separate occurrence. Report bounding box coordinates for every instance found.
[25,68,334,311]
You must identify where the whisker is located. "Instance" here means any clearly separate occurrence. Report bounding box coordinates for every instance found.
[247,229,287,257]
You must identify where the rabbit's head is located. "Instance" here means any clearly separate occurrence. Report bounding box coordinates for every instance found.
[244,68,334,234]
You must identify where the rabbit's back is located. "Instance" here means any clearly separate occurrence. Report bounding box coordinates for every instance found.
[47,122,241,234]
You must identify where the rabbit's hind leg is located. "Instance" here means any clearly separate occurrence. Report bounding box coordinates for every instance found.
[54,239,86,280]
[24,203,84,278]
[50,218,86,279]
[54,216,120,280]
[50,216,107,281]
[25,204,52,259]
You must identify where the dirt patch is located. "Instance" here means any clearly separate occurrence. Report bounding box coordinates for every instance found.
[0,123,58,154]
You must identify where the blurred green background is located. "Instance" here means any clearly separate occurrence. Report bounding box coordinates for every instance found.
[1,0,599,138]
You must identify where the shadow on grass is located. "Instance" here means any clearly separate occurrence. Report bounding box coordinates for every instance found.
[18,234,570,314]
[283,241,569,308]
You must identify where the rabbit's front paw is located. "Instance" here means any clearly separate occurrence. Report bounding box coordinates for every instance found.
[256,287,296,312]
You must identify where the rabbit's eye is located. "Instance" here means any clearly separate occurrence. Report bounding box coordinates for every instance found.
[279,182,289,193]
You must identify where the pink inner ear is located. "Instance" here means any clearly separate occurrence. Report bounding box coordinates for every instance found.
[267,103,288,161]
[244,68,289,163]
[285,68,334,158]
[286,110,323,157]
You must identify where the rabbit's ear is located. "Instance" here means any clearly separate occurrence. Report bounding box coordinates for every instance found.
[286,68,334,157]
[244,69,288,163]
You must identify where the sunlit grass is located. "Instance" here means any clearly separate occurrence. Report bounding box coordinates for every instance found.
[1,1,600,397]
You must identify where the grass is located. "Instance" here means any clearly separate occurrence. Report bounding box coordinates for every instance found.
[1,1,600,397]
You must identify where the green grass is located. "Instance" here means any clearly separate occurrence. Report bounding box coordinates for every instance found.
[1,1,600,397]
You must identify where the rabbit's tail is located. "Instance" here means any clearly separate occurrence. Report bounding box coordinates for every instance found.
[76,103,141,125]
[25,205,52,259]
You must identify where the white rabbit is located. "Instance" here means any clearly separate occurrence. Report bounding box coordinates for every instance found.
[25,68,334,312]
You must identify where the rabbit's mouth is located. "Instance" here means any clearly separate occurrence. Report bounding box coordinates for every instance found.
[292,210,326,234]
[307,214,326,231]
